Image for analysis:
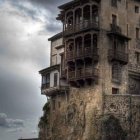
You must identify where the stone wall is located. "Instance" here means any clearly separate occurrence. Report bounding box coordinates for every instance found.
[48,86,103,140]
[103,94,140,140]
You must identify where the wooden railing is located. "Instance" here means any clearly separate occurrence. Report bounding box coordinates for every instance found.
[110,24,122,34]
[128,63,140,73]
[64,20,99,36]
[108,49,128,64]
[68,68,99,81]
[66,51,74,60]
[66,47,98,61]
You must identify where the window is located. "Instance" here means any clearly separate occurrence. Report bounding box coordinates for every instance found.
[42,73,50,87]
[135,6,139,13]
[136,28,139,39]
[112,88,119,94]
[111,0,117,7]
[112,63,122,82]
[112,14,117,25]
[54,73,58,87]
[135,52,140,64]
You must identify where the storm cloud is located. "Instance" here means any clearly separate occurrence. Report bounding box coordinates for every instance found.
[0,0,69,139]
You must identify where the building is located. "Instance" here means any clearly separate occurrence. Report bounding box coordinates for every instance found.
[39,0,140,140]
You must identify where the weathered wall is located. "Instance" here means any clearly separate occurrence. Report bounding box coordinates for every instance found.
[103,94,140,140]
[50,70,59,87]
[48,85,103,140]
[51,38,63,66]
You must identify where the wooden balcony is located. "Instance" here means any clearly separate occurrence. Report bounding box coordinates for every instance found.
[64,20,99,36]
[108,49,128,64]
[41,85,69,96]
[66,47,99,62]
[66,51,74,61]
[128,63,140,73]
[68,67,99,81]
[108,24,131,41]
[110,24,122,34]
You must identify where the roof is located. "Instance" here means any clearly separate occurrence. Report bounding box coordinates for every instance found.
[58,0,75,10]
[48,32,63,41]
[39,64,60,75]
[58,0,100,10]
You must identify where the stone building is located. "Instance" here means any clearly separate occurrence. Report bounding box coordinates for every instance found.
[39,0,140,140]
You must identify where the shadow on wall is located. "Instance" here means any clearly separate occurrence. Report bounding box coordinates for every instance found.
[101,115,127,140]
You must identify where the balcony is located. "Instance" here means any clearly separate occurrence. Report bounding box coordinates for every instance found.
[41,83,50,90]
[107,24,131,41]
[64,20,99,36]
[129,63,140,73]
[66,51,74,61]
[68,67,99,81]
[110,24,122,34]
[108,49,128,64]
[66,47,99,62]
[41,85,69,96]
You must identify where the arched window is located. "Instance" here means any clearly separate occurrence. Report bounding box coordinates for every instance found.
[92,5,98,23]
[75,36,82,56]
[83,5,90,21]
[66,12,73,29]
[75,8,82,24]
[84,34,91,56]
[67,39,74,52]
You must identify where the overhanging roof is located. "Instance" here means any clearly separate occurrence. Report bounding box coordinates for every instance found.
[48,32,62,41]
[39,64,60,75]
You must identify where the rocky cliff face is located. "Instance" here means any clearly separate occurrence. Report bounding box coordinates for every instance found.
[38,91,140,140]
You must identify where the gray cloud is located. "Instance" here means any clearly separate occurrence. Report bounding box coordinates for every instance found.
[0,0,70,139]
[7,128,23,133]
[0,1,47,118]
[29,0,70,10]
[0,113,24,128]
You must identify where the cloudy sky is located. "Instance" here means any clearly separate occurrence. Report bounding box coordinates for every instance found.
[0,0,69,139]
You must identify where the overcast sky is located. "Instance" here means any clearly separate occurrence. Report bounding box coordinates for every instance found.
[0,0,70,139]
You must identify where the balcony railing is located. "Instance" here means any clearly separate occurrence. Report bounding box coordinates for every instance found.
[41,83,50,89]
[64,20,99,36]
[66,47,99,62]
[66,51,74,61]
[128,63,140,73]
[110,24,122,34]
[68,68,99,81]
[108,49,128,64]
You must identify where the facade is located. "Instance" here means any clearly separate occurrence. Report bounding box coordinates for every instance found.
[39,0,140,140]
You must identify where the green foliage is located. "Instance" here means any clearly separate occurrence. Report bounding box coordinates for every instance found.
[43,101,50,112]
[38,101,50,128]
